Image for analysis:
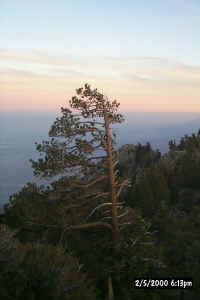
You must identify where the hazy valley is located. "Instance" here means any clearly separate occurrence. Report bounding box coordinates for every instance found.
[1,111,200,211]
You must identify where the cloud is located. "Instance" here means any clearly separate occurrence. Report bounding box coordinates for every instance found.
[1,48,200,78]
[119,57,200,88]
[2,51,200,88]
[0,49,74,67]
[1,48,200,112]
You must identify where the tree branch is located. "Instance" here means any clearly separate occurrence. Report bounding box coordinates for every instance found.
[67,221,113,233]
[85,202,113,221]
[25,219,113,233]
[72,175,107,189]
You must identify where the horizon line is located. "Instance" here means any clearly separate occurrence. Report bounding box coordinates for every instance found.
[1,109,200,114]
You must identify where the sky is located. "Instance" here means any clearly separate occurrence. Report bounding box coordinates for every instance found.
[1,0,200,112]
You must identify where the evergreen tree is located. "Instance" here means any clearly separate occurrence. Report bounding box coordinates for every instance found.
[27,84,134,299]
[4,85,165,300]
[0,225,99,300]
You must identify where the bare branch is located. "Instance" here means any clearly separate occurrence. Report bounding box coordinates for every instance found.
[116,179,131,198]
[85,202,113,221]
[119,222,132,227]
[113,160,119,168]
[101,135,107,148]
[114,169,119,177]
[86,156,107,161]
[102,216,112,220]
[67,221,113,233]
[25,219,113,233]
[117,210,129,219]
[93,192,109,199]
[76,121,104,126]
[72,175,107,189]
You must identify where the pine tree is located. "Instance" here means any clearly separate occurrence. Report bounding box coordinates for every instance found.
[30,84,130,299]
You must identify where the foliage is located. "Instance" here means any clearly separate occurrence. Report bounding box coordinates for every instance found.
[4,85,200,299]
[4,85,162,300]
[0,225,99,300]
[118,143,161,178]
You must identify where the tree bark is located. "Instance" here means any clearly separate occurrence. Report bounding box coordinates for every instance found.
[68,221,113,232]
[108,275,114,300]
[103,109,120,252]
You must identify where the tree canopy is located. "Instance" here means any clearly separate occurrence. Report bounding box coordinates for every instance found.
[3,85,200,300]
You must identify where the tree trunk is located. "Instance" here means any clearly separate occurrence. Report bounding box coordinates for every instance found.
[108,275,114,300]
[104,109,120,252]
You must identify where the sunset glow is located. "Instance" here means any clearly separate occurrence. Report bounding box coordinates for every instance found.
[1,0,200,112]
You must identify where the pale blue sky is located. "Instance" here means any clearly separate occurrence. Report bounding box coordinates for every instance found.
[1,0,200,63]
[1,0,200,112]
